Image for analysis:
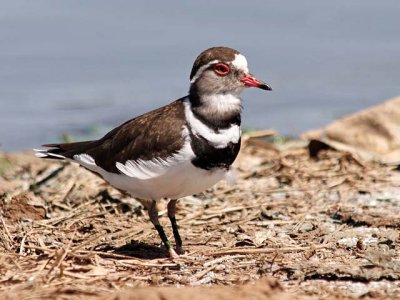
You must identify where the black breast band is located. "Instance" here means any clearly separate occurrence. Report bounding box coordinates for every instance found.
[189,131,241,170]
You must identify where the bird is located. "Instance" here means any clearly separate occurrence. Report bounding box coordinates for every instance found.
[34,46,271,258]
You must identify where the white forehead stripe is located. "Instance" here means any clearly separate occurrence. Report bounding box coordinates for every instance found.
[232,54,249,73]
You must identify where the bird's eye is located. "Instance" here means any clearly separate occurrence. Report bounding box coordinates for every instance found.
[213,63,230,76]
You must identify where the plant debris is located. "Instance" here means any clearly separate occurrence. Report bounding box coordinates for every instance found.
[0,136,399,299]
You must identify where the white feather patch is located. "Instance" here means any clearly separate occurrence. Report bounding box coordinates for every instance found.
[34,152,49,158]
[184,99,241,149]
[232,53,249,73]
[73,153,96,165]
[33,148,66,159]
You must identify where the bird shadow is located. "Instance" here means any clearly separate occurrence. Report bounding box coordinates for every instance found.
[96,240,169,260]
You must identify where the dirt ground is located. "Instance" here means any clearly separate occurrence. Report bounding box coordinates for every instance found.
[0,135,399,299]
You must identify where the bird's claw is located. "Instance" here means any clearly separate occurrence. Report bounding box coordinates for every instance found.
[168,248,180,259]
[175,245,185,255]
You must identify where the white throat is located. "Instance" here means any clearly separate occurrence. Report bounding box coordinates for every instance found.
[201,93,242,114]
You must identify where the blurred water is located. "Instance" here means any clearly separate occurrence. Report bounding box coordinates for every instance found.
[0,0,399,151]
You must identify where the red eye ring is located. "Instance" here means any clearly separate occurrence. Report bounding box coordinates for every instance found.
[213,63,230,76]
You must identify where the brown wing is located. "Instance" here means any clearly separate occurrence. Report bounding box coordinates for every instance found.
[43,98,187,173]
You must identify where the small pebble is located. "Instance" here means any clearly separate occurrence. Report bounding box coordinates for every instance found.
[337,237,358,248]
[298,222,314,233]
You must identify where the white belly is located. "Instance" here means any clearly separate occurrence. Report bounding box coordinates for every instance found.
[101,161,226,200]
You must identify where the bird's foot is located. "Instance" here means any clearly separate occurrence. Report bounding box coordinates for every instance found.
[168,247,180,259]
[175,245,185,255]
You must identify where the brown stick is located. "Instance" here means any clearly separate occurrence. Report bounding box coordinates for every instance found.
[205,244,331,257]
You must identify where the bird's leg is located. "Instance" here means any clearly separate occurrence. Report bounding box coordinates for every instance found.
[167,199,184,255]
[147,200,178,258]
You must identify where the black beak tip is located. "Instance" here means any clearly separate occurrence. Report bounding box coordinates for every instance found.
[260,84,272,91]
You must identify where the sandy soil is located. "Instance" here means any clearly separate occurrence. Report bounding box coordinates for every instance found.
[0,136,399,299]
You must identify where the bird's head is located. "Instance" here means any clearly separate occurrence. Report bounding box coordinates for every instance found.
[189,46,271,97]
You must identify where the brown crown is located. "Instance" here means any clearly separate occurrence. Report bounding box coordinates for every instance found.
[189,47,240,80]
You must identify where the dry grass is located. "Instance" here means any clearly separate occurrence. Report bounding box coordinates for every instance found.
[0,136,399,299]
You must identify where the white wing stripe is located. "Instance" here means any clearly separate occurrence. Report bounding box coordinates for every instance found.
[116,135,194,180]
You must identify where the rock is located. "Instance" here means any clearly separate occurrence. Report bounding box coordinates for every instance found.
[298,222,315,233]
[337,237,358,248]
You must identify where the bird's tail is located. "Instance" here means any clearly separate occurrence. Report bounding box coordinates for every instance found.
[34,141,94,160]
